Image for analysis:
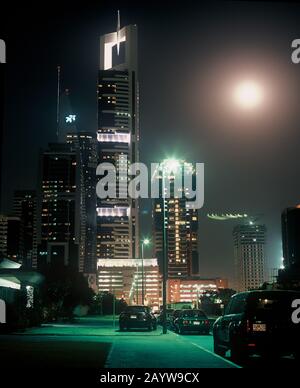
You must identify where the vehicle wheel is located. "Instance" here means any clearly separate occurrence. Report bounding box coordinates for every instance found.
[213,338,226,357]
[148,323,153,331]
[231,340,247,363]
[153,324,157,331]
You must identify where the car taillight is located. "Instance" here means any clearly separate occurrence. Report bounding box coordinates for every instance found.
[183,320,189,325]
[205,320,209,325]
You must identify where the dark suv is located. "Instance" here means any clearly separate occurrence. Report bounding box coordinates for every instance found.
[213,290,300,362]
[119,306,157,331]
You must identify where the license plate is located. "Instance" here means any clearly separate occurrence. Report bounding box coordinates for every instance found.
[193,321,200,325]
[130,315,137,319]
[253,323,266,332]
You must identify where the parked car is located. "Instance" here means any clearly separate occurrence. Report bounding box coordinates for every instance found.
[173,309,210,334]
[119,305,157,331]
[213,290,300,362]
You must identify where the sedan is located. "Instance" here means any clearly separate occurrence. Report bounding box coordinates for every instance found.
[119,305,157,331]
[174,309,210,335]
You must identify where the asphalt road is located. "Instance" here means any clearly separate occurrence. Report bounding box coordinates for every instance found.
[0,316,297,369]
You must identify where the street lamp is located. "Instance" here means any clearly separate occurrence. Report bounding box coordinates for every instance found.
[141,238,150,305]
[196,285,200,309]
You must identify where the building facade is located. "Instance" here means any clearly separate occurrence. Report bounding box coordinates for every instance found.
[97,258,160,308]
[0,215,24,262]
[152,161,199,279]
[0,65,4,211]
[97,21,139,263]
[13,190,37,269]
[36,143,79,271]
[233,223,266,291]
[66,133,98,289]
[279,206,300,284]
[167,277,228,305]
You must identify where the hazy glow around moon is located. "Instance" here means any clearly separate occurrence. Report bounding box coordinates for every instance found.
[233,81,263,110]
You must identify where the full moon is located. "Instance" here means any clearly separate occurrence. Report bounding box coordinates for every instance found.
[233,81,263,110]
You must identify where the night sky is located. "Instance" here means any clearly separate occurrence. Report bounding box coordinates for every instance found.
[1,0,300,285]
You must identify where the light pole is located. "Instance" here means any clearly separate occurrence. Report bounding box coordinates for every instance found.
[141,238,150,305]
[136,262,139,304]
[196,285,200,309]
[162,170,168,334]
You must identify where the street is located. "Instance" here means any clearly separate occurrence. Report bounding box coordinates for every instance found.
[0,316,297,369]
[0,316,236,369]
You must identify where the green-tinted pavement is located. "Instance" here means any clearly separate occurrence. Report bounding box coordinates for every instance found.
[0,316,239,368]
[105,331,238,368]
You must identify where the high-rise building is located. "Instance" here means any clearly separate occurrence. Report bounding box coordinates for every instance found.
[233,223,266,291]
[97,18,139,263]
[0,62,5,211]
[36,143,79,271]
[13,190,37,268]
[152,160,199,279]
[279,206,300,284]
[66,132,98,288]
[0,215,24,262]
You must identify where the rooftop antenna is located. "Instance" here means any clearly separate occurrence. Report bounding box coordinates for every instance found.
[56,65,61,141]
[117,10,121,55]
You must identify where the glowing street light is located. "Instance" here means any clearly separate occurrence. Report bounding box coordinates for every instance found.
[141,238,151,305]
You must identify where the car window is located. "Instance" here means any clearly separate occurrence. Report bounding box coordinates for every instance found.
[229,296,247,314]
[224,300,232,315]
[125,306,148,313]
[248,293,300,322]
[181,310,207,318]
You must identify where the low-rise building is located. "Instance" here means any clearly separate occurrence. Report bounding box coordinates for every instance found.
[167,277,228,305]
[97,258,161,308]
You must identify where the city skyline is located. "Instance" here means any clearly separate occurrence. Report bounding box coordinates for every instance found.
[2,1,300,284]
[1,0,300,373]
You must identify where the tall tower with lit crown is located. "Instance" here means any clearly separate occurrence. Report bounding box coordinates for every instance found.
[97,13,139,263]
[152,160,199,279]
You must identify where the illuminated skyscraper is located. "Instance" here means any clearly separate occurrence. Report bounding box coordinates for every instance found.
[233,223,266,291]
[36,143,79,271]
[0,61,5,211]
[66,132,98,289]
[279,206,300,284]
[0,215,24,262]
[152,161,199,279]
[97,17,139,262]
[13,190,37,269]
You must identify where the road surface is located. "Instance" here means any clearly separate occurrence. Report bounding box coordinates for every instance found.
[0,316,296,369]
